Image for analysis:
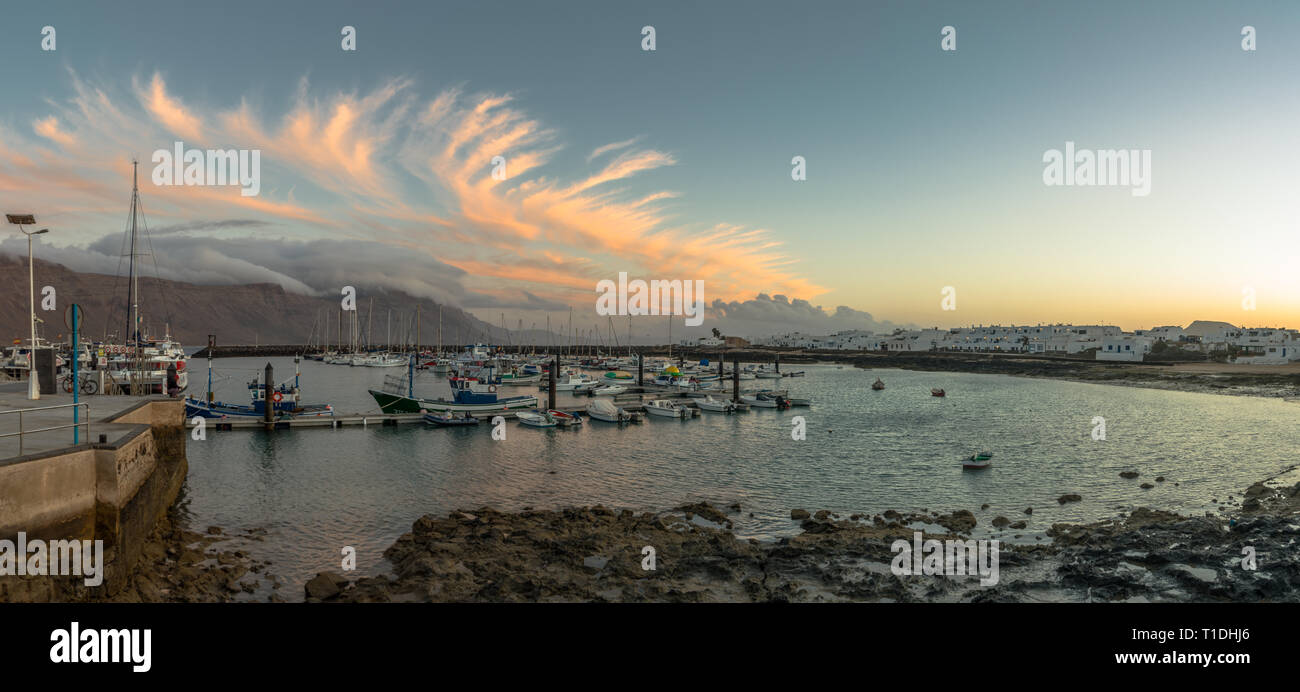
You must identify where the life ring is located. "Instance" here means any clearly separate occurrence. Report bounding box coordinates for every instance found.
[272,391,284,403]
[488,385,497,393]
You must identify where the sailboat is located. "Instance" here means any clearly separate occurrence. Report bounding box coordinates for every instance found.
[105,161,189,396]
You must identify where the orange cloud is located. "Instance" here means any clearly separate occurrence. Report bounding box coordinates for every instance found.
[3,71,824,313]
[139,73,203,141]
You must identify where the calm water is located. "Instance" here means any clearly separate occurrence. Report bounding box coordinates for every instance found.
[182,356,1300,590]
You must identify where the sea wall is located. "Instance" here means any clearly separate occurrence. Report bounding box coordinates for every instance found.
[0,398,188,601]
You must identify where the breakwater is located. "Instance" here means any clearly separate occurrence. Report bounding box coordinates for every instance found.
[0,398,189,601]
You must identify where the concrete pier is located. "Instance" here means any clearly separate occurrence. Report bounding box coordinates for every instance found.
[0,382,187,601]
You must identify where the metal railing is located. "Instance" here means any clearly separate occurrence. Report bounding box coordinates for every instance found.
[0,403,90,456]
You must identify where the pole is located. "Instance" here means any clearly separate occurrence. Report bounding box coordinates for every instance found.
[263,362,274,429]
[27,229,38,400]
[206,335,214,403]
[637,353,644,386]
[775,353,780,373]
[71,305,79,442]
[732,356,740,403]
[549,352,558,410]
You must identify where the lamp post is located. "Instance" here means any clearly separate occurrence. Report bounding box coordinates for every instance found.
[6,214,47,400]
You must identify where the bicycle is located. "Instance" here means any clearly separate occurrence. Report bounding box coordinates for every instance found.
[60,374,99,395]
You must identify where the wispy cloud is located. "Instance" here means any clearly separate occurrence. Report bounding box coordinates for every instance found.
[0,69,823,315]
[586,136,641,162]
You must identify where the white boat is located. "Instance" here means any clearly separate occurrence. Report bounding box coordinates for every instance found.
[697,396,738,413]
[739,393,785,408]
[499,371,542,386]
[586,399,639,423]
[366,353,408,367]
[517,411,558,428]
[644,399,690,418]
[962,452,993,470]
[591,384,627,396]
[547,409,582,427]
[786,397,812,407]
[553,373,595,392]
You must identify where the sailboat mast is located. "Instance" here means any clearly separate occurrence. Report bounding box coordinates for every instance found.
[125,160,140,348]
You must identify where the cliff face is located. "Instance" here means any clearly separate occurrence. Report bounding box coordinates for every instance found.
[0,254,503,347]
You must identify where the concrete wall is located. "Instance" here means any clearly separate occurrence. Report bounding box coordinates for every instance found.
[0,399,187,601]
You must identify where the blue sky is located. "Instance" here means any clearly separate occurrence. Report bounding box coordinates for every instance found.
[1,0,1297,336]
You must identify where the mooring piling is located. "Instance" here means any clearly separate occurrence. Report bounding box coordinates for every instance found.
[263,362,274,429]
[549,352,558,410]
[732,356,740,403]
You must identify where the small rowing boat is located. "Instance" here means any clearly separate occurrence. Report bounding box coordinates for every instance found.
[547,409,582,427]
[962,452,993,469]
[697,395,737,413]
[644,399,690,418]
[424,412,480,426]
[517,411,558,428]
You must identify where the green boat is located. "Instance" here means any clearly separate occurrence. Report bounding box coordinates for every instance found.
[368,375,538,414]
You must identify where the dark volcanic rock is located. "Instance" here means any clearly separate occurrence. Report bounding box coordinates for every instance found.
[1057,494,1082,504]
[934,510,977,533]
[305,572,348,600]
[335,473,1300,603]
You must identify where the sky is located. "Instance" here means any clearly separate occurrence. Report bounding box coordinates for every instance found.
[0,0,1297,341]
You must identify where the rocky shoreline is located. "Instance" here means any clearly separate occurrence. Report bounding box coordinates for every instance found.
[316,477,1300,603]
[87,506,284,603]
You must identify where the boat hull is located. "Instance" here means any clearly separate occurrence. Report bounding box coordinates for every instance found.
[368,389,537,414]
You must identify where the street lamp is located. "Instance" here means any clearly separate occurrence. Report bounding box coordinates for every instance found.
[6,214,48,400]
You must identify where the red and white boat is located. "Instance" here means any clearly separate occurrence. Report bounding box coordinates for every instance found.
[546,409,582,427]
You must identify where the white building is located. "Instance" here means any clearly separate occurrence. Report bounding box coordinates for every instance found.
[1097,334,1153,361]
[1232,328,1299,364]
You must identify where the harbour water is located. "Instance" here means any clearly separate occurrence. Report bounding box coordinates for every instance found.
[182,356,1300,591]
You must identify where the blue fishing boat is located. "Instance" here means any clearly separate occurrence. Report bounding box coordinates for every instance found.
[186,357,331,419]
